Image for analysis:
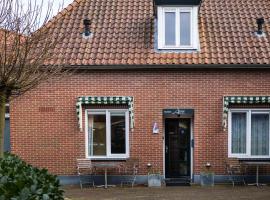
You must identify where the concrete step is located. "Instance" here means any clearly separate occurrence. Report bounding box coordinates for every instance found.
[165,177,191,186]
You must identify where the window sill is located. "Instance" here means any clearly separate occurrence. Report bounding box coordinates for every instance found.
[87,157,129,161]
[158,47,198,50]
[229,155,270,159]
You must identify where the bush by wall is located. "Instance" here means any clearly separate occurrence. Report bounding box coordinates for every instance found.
[0,152,64,200]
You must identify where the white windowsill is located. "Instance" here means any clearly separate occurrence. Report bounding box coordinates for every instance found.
[86,157,129,161]
[158,46,197,50]
[229,155,270,159]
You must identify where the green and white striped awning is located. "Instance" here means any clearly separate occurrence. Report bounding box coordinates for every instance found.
[76,96,134,131]
[223,96,270,131]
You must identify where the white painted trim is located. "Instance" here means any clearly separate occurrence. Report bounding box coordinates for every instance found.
[85,109,88,158]
[85,109,130,159]
[247,110,251,156]
[192,6,199,49]
[228,109,270,158]
[157,6,163,49]
[125,110,130,158]
[157,6,199,50]
[175,8,180,47]
[106,110,110,157]
[228,110,231,157]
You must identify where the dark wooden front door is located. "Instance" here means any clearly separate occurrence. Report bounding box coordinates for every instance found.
[165,118,191,178]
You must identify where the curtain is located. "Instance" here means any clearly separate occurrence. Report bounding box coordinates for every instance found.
[231,113,246,154]
[88,115,94,156]
[251,114,269,155]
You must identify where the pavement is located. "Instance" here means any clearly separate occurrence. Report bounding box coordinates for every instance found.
[63,185,270,200]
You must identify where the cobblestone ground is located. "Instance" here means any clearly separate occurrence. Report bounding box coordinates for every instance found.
[64,185,270,200]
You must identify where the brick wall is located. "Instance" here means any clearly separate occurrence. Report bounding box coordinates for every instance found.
[10,69,270,176]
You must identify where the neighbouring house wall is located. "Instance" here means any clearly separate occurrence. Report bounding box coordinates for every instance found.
[9,69,270,176]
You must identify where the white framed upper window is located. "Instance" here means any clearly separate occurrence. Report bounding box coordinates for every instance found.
[228,109,270,158]
[157,6,199,50]
[85,109,129,159]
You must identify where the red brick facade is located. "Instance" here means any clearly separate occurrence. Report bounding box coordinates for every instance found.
[10,69,270,176]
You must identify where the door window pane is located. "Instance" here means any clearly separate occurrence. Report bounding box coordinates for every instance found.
[111,113,126,154]
[180,12,191,46]
[88,114,106,156]
[251,114,269,156]
[231,113,246,154]
[165,12,176,45]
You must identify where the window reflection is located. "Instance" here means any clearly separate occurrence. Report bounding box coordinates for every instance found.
[111,113,126,154]
[89,114,106,156]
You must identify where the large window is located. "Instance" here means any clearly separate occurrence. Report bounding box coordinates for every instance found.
[157,6,199,50]
[86,109,129,159]
[229,109,270,158]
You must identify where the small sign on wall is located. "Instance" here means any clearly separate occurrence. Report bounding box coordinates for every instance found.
[152,122,159,134]
[163,109,194,118]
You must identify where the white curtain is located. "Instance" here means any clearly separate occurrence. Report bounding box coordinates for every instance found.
[251,114,269,155]
[231,113,246,154]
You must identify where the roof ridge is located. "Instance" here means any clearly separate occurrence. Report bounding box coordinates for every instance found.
[45,0,84,29]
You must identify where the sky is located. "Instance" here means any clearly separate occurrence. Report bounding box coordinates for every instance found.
[20,0,74,23]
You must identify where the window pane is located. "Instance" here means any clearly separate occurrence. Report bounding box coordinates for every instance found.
[4,118,10,152]
[88,114,106,156]
[180,12,191,46]
[251,114,269,156]
[111,113,126,154]
[165,12,176,45]
[231,113,246,154]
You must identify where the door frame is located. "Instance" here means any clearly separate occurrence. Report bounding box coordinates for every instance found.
[163,117,193,181]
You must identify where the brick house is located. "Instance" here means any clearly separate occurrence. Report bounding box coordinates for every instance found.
[9,0,270,185]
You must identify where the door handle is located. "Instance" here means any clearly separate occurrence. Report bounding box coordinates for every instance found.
[165,145,168,154]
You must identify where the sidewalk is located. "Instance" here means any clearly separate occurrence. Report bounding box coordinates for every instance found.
[64,185,270,200]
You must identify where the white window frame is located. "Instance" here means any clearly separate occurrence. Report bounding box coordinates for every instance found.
[5,104,9,119]
[85,109,129,159]
[157,6,199,50]
[228,109,270,158]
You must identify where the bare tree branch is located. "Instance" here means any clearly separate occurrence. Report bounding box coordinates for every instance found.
[0,0,69,157]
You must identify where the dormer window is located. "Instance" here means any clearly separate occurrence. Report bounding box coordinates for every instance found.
[157,6,199,50]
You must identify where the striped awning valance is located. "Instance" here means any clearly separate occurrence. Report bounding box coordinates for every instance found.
[223,96,270,130]
[76,96,134,131]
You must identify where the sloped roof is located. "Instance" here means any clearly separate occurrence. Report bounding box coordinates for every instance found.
[46,0,270,66]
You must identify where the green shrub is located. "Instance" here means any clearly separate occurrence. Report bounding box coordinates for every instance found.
[0,152,64,200]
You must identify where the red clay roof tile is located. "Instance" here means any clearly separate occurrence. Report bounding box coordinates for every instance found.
[45,0,270,66]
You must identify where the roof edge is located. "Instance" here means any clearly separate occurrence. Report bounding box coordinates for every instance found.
[43,0,83,29]
[65,64,270,70]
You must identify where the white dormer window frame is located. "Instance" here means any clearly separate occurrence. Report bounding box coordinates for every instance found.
[157,6,199,50]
